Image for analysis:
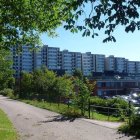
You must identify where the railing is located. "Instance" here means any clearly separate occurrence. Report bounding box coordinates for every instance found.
[88,101,133,123]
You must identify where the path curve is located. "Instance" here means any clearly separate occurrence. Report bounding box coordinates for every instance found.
[0,95,135,140]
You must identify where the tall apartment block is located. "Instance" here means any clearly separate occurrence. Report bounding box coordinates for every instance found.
[105,55,115,71]
[115,57,126,73]
[12,46,34,77]
[12,45,140,78]
[136,62,140,74]
[94,54,105,72]
[82,52,93,76]
[61,50,73,75]
[126,61,136,74]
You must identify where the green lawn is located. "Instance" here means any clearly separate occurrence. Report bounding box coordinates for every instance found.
[0,109,18,140]
[22,100,120,122]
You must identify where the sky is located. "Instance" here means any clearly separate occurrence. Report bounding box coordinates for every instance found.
[40,26,140,61]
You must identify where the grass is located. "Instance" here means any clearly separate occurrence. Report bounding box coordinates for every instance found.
[0,109,18,140]
[87,111,120,122]
[21,99,121,122]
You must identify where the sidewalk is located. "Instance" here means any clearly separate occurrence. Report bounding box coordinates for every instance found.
[82,118,123,129]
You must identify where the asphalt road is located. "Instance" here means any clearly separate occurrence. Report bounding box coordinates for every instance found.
[0,95,136,140]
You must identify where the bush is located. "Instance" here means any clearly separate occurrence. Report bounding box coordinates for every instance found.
[0,90,5,96]
[90,96,129,119]
[119,115,140,138]
[0,88,15,98]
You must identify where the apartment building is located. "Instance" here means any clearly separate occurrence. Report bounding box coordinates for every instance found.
[94,54,105,72]
[126,61,136,74]
[105,55,115,71]
[61,50,73,75]
[12,46,34,77]
[74,52,82,70]
[115,57,126,73]
[82,52,93,76]
[12,45,140,78]
[33,46,42,69]
[47,47,60,70]
[136,62,140,74]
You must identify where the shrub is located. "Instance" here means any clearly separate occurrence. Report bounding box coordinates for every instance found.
[90,96,129,119]
[0,88,15,98]
[119,115,140,138]
[0,90,5,96]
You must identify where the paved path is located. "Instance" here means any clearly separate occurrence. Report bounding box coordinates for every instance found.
[0,95,136,140]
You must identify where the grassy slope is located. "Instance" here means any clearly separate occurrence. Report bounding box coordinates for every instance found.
[22,100,120,122]
[0,109,18,140]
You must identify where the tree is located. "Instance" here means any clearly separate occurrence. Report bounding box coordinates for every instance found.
[32,68,57,100]
[73,78,90,115]
[1,0,71,49]
[64,0,140,42]
[0,49,14,90]
[83,77,96,95]
[54,75,74,104]
[1,0,140,49]
[20,72,33,98]
[73,69,83,80]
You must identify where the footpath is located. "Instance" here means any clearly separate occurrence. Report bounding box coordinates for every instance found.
[0,95,135,140]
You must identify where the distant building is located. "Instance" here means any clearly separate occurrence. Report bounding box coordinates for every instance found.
[61,50,73,75]
[136,62,140,74]
[12,45,140,79]
[126,61,136,74]
[115,57,126,73]
[12,46,34,77]
[105,55,115,71]
[82,52,93,76]
[94,54,105,73]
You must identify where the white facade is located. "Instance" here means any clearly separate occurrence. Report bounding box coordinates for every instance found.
[127,61,136,74]
[74,52,82,70]
[82,52,93,76]
[47,47,60,70]
[34,46,42,69]
[105,55,115,71]
[12,46,33,77]
[12,45,140,77]
[21,46,33,72]
[115,57,126,73]
[61,50,73,75]
[95,54,105,72]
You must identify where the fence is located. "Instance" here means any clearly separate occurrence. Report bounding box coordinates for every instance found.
[88,101,133,123]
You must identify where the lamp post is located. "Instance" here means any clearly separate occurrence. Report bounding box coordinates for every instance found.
[114,75,121,96]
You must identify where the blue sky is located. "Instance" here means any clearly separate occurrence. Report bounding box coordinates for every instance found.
[41,26,139,61]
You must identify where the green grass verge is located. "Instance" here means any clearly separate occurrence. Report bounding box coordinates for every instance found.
[21,99,120,122]
[0,109,18,140]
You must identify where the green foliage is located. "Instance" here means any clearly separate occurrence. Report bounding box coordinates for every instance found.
[1,0,140,50]
[64,0,140,42]
[0,88,14,97]
[20,72,33,98]
[1,0,71,49]
[119,115,140,138]
[90,96,129,120]
[0,49,14,90]
[73,69,83,80]
[17,68,74,103]
[83,77,96,93]
[54,76,74,102]
[72,79,90,115]
[22,99,120,121]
